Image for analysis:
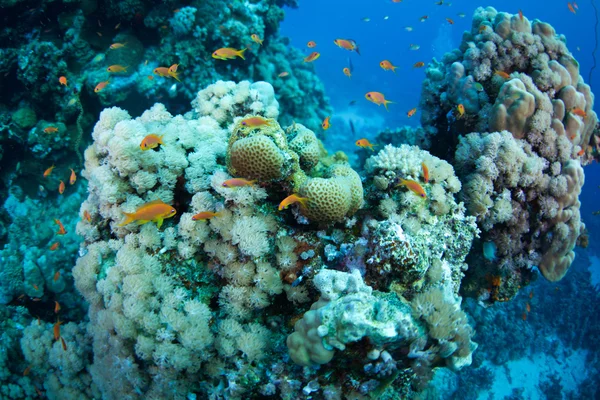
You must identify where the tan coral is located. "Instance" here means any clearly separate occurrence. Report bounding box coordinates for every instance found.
[489,79,536,139]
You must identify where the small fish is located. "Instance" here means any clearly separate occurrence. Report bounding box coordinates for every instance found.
[192,211,221,221]
[303,52,320,62]
[362,17,371,22]
[114,22,121,30]
[343,67,352,78]
[526,303,531,313]
[67,98,77,107]
[420,16,429,22]
[53,319,62,341]
[212,47,247,60]
[250,34,263,45]
[32,298,42,302]
[365,91,394,111]
[44,126,58,133]
[59,76,67,86]
[54,300,61,313]
[95,80,109,93]
[60,337,67,351]
[54,219,67,235]
[574,1,579,9]
[334,39,360,55]
[222,178,256,188]
[278,71,289,77]
[457,13,466,18]
[446,18,454,24]
[49,242,59,251]
[153,67,181,82]
[241,116,272,127]
[307,41,317,48]
[92,53,105,63]
[279,194,309,210]
[322,116,331,130]
[349,100,357,106]
[355,138,377,151]
[494,70,510,79]
[577,147,585,156]
[83,210,92,222]
[118,199,177,229]
[58,180,65,194]
[474,82,484,92]
[107,65,128,73]
[23,365,32,376]
[147,75,154,80]
[571,108,587,117]
[96,31,102,37]
[53,271,60,282]
[409,44,420,50]
[140,134,164,151]
[380,60,398,72]
[457,104,465,117]
[422,162,429,183]
[33,284,39,291]
[397,178,427,198]
[568,2,576,14]
[413,61,425,68]
[522,312,527,321]
[518,10,524,21]
[383,15,389,20]
[529,290,534,299]
[109,42,127,50]
[407,107,417,117]
[479,25,488,33]
[404,26,413,32]
[69,169,76,185]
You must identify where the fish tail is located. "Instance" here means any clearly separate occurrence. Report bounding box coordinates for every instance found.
[118,212,135,227]
[391,66,397,73]
[169,71,181,82]
[238,48,247,60]
[298,197,310,208]
[355,46,361,56]
[384,100,394,112]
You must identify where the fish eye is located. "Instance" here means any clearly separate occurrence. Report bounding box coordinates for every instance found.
[171,209,176,213]
[367,94,371,97]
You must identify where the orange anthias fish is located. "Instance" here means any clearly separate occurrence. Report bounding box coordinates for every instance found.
[568,2,576,14]
[307,41,317,48]
[380,60,397,73]
[222,178,256,188]
[522,312,527,321]
[83,210,92,222]
[529,290,534,299]
[69,169,76,185]
[518,9,524,21]
[421,162,429,183]
[343,67,352,78]
[279,194,309,211]
[526,303,531,313]
[153,66,181,82]
[49,242,59,251]
[212,47,247,60]
[577,147,586,156]
[118,199,177,229]
[53,319,62,341]
[107,65,128,73]
[334,39,360,55]
[54,219,67,235]
[58,180,65,194]
[446,18,454,25]
[191,211,221,221]
[54,300,61,313]
[457,104,465,117]
[413,61,425,68]
[322,116,331,130]
[53,271,60,282]
[60,337,67,351]
[59,76,67,86]
[303,52,320,62]
[110,42,127,50]
[397,178,427,198]
[356,138,377,151]
[495,70,510,79]
[23,365,32,376]
[251,34,263,45]
[44,126,58,133]
[407,107,417,117]
[571,108,587,117]
[95,80,109,93]
[140,134,164,150]
[241,116,273,127]
[365,92,394,111]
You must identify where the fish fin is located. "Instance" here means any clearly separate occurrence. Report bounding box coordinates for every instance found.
[118,212,136,227]
[384,100,395,112]
[169,71,181,82]
[137,220,150,225]
[156,218,164,229]
[158,135,165,144]
[238,48,247,60]
[392,66,397,73]
[298,198,309,208]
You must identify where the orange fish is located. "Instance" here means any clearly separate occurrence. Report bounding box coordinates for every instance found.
[107,65,128,73]
[140,134,164,150]
[577,148,585,156]
[95,80,109,93]
[526,303,531,313]
[83,210,92,222]
[59,76,67,86]
[118,199,177,229]
[49,242,59,251]
[407,107,417,117]
[457,104,465,117]
[307,41,317,48]
[343,67,352,78]
[251,34,263,45]
[33,284,39,291]
[334,39,360,55]
[322,116,331,130]
[495,70,510,79]
[446,18,454,24]
[355,138,377,151]
[168,64,179,74]
[365,91,394,111]
[518,9,524,21]
[60,337,67,351]
[32,298,42,302]
[53,271,60,282]
[421,162,429,183]
[53,319,62,341]
[568,2,576,14]
[147,75,154,80]
[571,108,587,117]
[110,42,127,50]
[54,300,61,313]
[222,178,256,188]
[44,165,54,178]
[54,219,67,235]
[44,126,58,133]
[58,180,65,194]
[413,61,425,68]
[241,116,272,127]
[153,66,181,82]
[212,47,247,60]
[23,365,32,376]
[529,290,534,299]
[191,211,221,221]
[522,312,527,321]
[303,52,320,62]
[380,60,397,73]
[479,25,488,33]
[397,178,427,198]
[279,194,309,211]
[69,169,76,185]
[278,72,289,77]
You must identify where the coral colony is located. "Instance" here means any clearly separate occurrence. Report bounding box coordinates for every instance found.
[0,4,598,400]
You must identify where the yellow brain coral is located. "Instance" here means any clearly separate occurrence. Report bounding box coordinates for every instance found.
[229,135,287,181]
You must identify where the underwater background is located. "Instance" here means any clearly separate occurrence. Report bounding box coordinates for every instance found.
[0,0,599,398]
